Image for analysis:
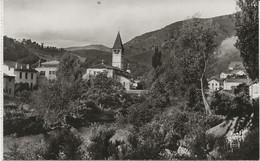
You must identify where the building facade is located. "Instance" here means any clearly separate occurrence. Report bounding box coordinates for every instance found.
[208,78,220,91]
[3,65,16,96]
[14,63,38,89]
[249,82,259,99]
[223,78,248,90]
[35,60,59,85]
[83,32,131,90]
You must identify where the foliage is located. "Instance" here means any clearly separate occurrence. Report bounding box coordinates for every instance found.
[15,90,32,104]
[125,103,160,127]
[210,92,233,115]
[30,53,88,128]
[46,128,84,160]
[235,0,259,81]
[4,136,47,160]
[82,72,125,109]
[152,46,162,69]
[87,125,116,159]
[4,113,45,137]
[168,15,219,114]
[56,53,83,80]
[226,127,259,160]
[4,36,66,64]
[15,82,30,93]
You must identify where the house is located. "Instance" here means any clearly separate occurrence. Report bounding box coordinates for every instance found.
[228,61,244,70]
[208,78,220,91]
[83,32,131,90]
[3,65,16,96]
[4,62,38,90]
[14,63,38,89]
[220,61,246,80]
[249,82,259,99]
[220,70,232,79]
[35,60,59,84]
[223,78,248,90]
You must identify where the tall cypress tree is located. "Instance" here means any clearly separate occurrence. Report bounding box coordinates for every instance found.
[152,46,162,69]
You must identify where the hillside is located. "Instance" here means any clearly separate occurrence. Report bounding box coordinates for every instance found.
[66,44,111,52]
[3,36,67,64]
[123,14,236,68]
[4,13,238,78]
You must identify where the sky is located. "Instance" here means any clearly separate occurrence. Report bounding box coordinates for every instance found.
[4,0,237,48]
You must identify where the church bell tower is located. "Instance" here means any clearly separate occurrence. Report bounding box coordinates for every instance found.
[112,31,124,69]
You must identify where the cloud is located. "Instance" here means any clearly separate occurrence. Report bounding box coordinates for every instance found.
[4,0,237,47]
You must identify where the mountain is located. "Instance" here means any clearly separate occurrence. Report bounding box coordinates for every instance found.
[123,14,236,67]
[65,44,111,52]
[4,13,238,78]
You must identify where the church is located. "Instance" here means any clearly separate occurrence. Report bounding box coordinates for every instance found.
[83,32,131,90]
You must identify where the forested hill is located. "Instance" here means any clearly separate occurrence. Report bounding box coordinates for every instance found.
[4,13,237,78]
[3,36,67,64]
[123,14,236,67]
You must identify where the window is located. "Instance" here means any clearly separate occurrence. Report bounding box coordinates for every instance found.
[20,72,22,79]
[25,73,28,79]
[9,77,12,82]
[49,71,52,75]
[31,73,33,79]
[216,83,218,86]
[9,88,11,95]
[40,71,45,76]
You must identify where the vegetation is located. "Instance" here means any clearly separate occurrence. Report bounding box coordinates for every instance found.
[4,36,66,64]
[235,0,259,81]
[152,46,162,69]
[3,7,259,160]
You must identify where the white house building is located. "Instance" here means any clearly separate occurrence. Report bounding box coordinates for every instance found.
[223,78,248,90]
[249,82,259,99]
[3,64,16,96]
[35,60,59,83]
[83,32,131,90]
[208,78,220,91]
[14,63,38,89]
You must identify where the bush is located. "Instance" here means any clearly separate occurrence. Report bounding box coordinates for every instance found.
[4,136,47,160]
[87,125,116,159]
[126,103,160,127]
[46,128,84,160]
[4,114,46,137]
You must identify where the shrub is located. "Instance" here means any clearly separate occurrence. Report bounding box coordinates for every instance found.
[45,128,84,160]
[87,125,116,159]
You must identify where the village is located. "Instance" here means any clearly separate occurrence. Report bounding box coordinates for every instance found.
[2,0,259,160]
[4,32,259,99]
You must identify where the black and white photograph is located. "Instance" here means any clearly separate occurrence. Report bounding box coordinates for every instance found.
[1,0,259,160]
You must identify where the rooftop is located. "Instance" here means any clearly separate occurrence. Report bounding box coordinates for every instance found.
[228,61,244,70]
[112,32,124,50]
[89,63,131,78]
[225,78,248,83]
[41,60,59,65]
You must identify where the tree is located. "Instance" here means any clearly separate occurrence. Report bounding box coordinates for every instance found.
[56,53,83,80]
[171,15,219,115]
[82,72,126,109]
[235,0,259,81]
[152,46,162,69]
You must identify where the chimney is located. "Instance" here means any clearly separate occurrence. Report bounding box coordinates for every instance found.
[27,64,29,69]
[15,63,17,69]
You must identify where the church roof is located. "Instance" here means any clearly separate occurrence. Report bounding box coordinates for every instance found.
[89,63,131,79]
[112,32,124,50]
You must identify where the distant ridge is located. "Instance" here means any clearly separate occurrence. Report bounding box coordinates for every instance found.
[65,44,111,52]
